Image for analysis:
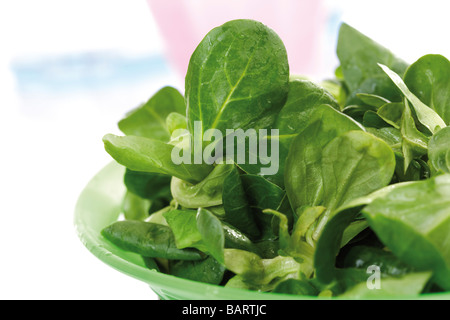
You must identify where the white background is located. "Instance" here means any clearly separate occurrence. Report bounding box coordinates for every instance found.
[0,0,449,300]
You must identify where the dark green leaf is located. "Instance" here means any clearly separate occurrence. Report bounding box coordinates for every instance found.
[101,220,203,260]
[222,166,260,238]
[170,256,226,285]
[272,278,319,296]
[124,169,171,200]
[185,19,289,138]
[337,23,408,106]
[343,245,415,277]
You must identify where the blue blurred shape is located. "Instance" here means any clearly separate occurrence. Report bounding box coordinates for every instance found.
[11,51,171,94]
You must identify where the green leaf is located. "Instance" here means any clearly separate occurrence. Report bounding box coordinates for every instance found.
[337,23,408,106]
[400,101,429,171]
[240,174,289,240]
[362,110,390,129]
[164,208,260,258]
[169,256,226,285]
[339,272,432,299]
[196,208,225,264]
[268,80,339,187]
[222,166,260,238]
[379,63,446,134]
[123,169,171,201]
[223,249,300,290]
[165,112,187,134]
[321,131,396,215]
[121,191,151,221]
[377,102,404,129]
[343,245,416,277]
[237,80,339,188]
[185,19,289,138]
[428,126,450,174]
[170,164,233,208]
[314,183,410,285]
[404,54,450,125]
[103,134,212,184]
[312,130,395,240]
[342,104,377,124]
[356,93,391,109]
[285,104,364,212]
[362,174,450,290]
[163,209,205,251]
[118,86,185,141]
[222,224,262,255]
[366,127,402,153]
[320,78,348,107]
[272,278,319,296]
[264,207,321,278]
[101,220,203,260]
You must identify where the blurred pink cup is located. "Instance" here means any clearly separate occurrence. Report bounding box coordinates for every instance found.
[147,0,327,79]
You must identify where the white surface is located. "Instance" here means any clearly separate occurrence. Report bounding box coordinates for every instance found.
[0,0,449,300]
[0,0,172,300]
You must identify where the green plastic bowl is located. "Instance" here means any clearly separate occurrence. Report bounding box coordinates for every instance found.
[74,161,450,300]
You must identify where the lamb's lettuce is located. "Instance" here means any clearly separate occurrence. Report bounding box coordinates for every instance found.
[99,19,450,299]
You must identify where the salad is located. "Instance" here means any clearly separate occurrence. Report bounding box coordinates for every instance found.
[100,19,450,298]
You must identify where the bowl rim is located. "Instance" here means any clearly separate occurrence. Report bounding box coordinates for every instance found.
[74,161,450,300]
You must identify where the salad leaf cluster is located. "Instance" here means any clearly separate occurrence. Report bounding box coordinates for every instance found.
[100,19,450,298]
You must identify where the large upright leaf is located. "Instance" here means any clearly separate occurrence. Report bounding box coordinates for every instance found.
[118,86,186,141]
[337,23,409,105]
[312,131,395,239]
[237,80,339,188]
[274,80,340,135]
[284,104,364,212]
[404,54,450,125]
[270,80,339,187]
[321,131,396,214]
[185,19,289,138]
